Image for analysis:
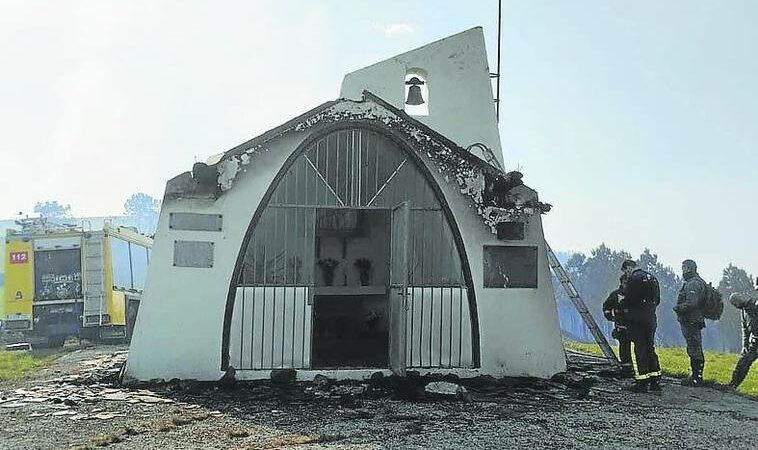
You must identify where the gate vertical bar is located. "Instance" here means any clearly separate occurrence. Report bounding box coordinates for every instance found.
[250,286,256,369]
[419,287,425,366]
[301,287,307,368]
[260,288,266,368]
[260,215,268,369]
[271,286,277,367]
[449,286,454,368]
[280,287,286,367]
[291,293,297,368]
[439,290,443,367]
[429,287,434,367]
[240,283,245,369]
[458,288,463,367]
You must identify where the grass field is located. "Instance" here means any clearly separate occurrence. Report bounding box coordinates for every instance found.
[566,341,758,397]
[0,350,55,381]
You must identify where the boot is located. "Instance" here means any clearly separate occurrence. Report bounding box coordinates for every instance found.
[693,360,705,386]
[681,360,704,387]
[619,364,635,379]
[648,377,662,393]
[624,380,648,393]
[729,359,750,390]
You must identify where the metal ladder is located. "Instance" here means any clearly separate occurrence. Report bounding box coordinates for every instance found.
[82,233,106,327]
[546,241,620,366]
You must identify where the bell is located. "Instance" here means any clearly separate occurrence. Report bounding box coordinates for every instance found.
[405,76,425,105]
[405,85,424,105]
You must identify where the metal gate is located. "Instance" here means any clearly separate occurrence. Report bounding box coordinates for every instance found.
[226,127,477,371]
[228,286,312,370]
[406,287,473,368]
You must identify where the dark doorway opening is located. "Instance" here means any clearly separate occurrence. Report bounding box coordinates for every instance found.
[311,294,388,368]
[311,209,391,368]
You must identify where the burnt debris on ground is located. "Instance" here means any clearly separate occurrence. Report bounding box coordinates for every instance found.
[0,349,616,421]
[140,351,617,409]
[3,347,758,449]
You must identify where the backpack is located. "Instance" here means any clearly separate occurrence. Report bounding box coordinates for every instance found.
[625,270,661,308]
[701,281,724,320]
[649,276,661,306]
[641,272,661,306]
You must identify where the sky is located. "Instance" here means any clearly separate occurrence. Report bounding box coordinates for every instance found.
[0,0,756,281]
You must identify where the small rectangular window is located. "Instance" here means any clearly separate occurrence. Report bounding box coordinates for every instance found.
[34,248,82,301]
[111,238,132,289]
[483,245,538,288]
[496,222,525,240]
[131,244,148,289]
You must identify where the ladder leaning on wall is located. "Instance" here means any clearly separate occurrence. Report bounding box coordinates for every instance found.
[545,241,621,367]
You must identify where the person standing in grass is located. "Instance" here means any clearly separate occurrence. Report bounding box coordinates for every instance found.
[674,259,707,387]
[621,259,663,393]
[728,278,758,389]
[603,274,634,378]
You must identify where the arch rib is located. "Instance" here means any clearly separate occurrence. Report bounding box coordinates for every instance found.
[220,120,481,370]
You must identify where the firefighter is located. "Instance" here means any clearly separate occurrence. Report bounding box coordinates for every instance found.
[728,278,758,389]
[673,259,707,386]
[602,274,634,377]
[620,259,662,392]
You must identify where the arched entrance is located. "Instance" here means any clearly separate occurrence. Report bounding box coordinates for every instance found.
[222,124,479,373]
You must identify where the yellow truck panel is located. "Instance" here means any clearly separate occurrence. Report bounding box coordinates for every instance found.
[104,235,128,326]
[4,240,34,317]
[103,235,114,323]
[110,290,126,326]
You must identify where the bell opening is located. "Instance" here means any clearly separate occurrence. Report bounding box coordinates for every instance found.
[404,71,429,116]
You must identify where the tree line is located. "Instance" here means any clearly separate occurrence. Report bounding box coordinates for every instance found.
[31,193,161,235]
[555,244,754,352]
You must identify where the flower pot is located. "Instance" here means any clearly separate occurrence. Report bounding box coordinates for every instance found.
[322,267,336,286]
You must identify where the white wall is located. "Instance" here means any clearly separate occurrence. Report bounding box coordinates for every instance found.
[415,153,566,378]
[126,132,310,381]
[340,27,505,169]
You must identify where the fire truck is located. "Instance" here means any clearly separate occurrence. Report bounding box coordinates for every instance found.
[2,219,152,347]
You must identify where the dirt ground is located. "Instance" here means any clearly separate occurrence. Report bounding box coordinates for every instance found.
[1,345,756,450]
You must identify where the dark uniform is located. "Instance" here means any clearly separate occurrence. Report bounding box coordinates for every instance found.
[729,290,758,388]
[674,272,707,385]
[622,268,662,391]
[602,281,633,375]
